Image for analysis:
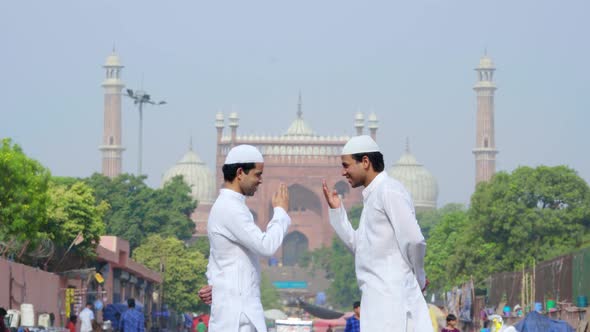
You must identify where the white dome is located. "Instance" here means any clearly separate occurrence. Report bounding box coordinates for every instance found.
[104,52,122,67]
[387,145,438,212]
[283,93,317,138]
[477,55,495,69]
[284,116,316,137]
[162,146,216,204]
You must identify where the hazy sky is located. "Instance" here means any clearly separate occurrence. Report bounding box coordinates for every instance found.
[1,0,588,206]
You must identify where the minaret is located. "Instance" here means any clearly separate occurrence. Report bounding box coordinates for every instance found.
[215,111,225,190]
[99,50,125,178]
[473,53,499,185]
[368,112,379,141]
[297,91,303,119]
[229,112,239,146]
[354,112,364,136]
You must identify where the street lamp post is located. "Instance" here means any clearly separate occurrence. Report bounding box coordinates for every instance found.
[126,89,166,176]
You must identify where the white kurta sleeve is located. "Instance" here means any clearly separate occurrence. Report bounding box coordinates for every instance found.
[328,204,356,253]
[382,190,427,289]
[227,206,291,257]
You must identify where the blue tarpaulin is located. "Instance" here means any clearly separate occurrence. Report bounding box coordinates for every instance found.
[514,311,574,332]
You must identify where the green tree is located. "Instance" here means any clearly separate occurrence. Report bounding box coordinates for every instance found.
[438,165,590,286]
[45,181,108,261]
[188,236,210,259]
[0,138,50,250]
[417,203,465,239]
[424,209,469,290]
[85,174,196,249]
[326,236,360,309]
[303,206,362,310]
[260,272,281,309]
[133,235,208,312]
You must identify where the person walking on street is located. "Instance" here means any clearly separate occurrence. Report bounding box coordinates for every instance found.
[79,302,95,332]
[120,299,145,332]
[66,315,77,332]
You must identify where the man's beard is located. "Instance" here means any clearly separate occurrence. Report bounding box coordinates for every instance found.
[243,185,258,196]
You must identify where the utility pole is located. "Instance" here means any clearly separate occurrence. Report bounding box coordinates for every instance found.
[125,89,166,176]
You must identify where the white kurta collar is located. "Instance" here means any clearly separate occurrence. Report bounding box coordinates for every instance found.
[362,171,388,202]
[220,188,246,203]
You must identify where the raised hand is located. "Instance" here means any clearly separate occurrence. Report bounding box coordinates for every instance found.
[272,183,289,211]
[322,179,341,209]
[198,285,212,305]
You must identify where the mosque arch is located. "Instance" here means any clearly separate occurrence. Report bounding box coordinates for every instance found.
[288,184,322,216]
[282,231,309,266]
[334,180,350,198]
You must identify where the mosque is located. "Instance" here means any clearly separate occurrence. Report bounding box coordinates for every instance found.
[99,51,497,265]
[162,100,444,264]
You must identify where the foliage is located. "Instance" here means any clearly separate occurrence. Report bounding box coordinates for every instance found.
[45,181,108,259]
[188,236,210,259]
[465,166,590,275]
[301,206,362,310]
[85,174,196,249]
[416,203,465,239]
[426,165,590,291]
[326,236,361,310]
[260,272,281,310]
[424,209,469,290]
[0,138,50,247]
[133,235,208,312]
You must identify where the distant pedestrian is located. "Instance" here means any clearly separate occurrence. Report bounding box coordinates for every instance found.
[196,318,207,332]
[344,301,360,332]
[79,302,95,332]
[0,308,9,332]
[66,315,77,332]
[120,298,145,332]
[441,314,460,332]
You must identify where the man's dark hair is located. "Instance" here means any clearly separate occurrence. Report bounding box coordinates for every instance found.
[351,152,384,172]
[127,298,136,308]
[86,302,93,307]
[222,163,256,182]
[353,301,361,309]
[69,315,77,323]
[446,313,457,322]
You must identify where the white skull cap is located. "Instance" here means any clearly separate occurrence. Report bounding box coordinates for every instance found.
[341,135,380,155]
[224,144,264,164]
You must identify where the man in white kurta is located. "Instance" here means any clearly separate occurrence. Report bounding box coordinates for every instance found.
[323,135,433,332]
[198,145,291,332]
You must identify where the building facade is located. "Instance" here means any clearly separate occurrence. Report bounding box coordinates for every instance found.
[211,99,370,265]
